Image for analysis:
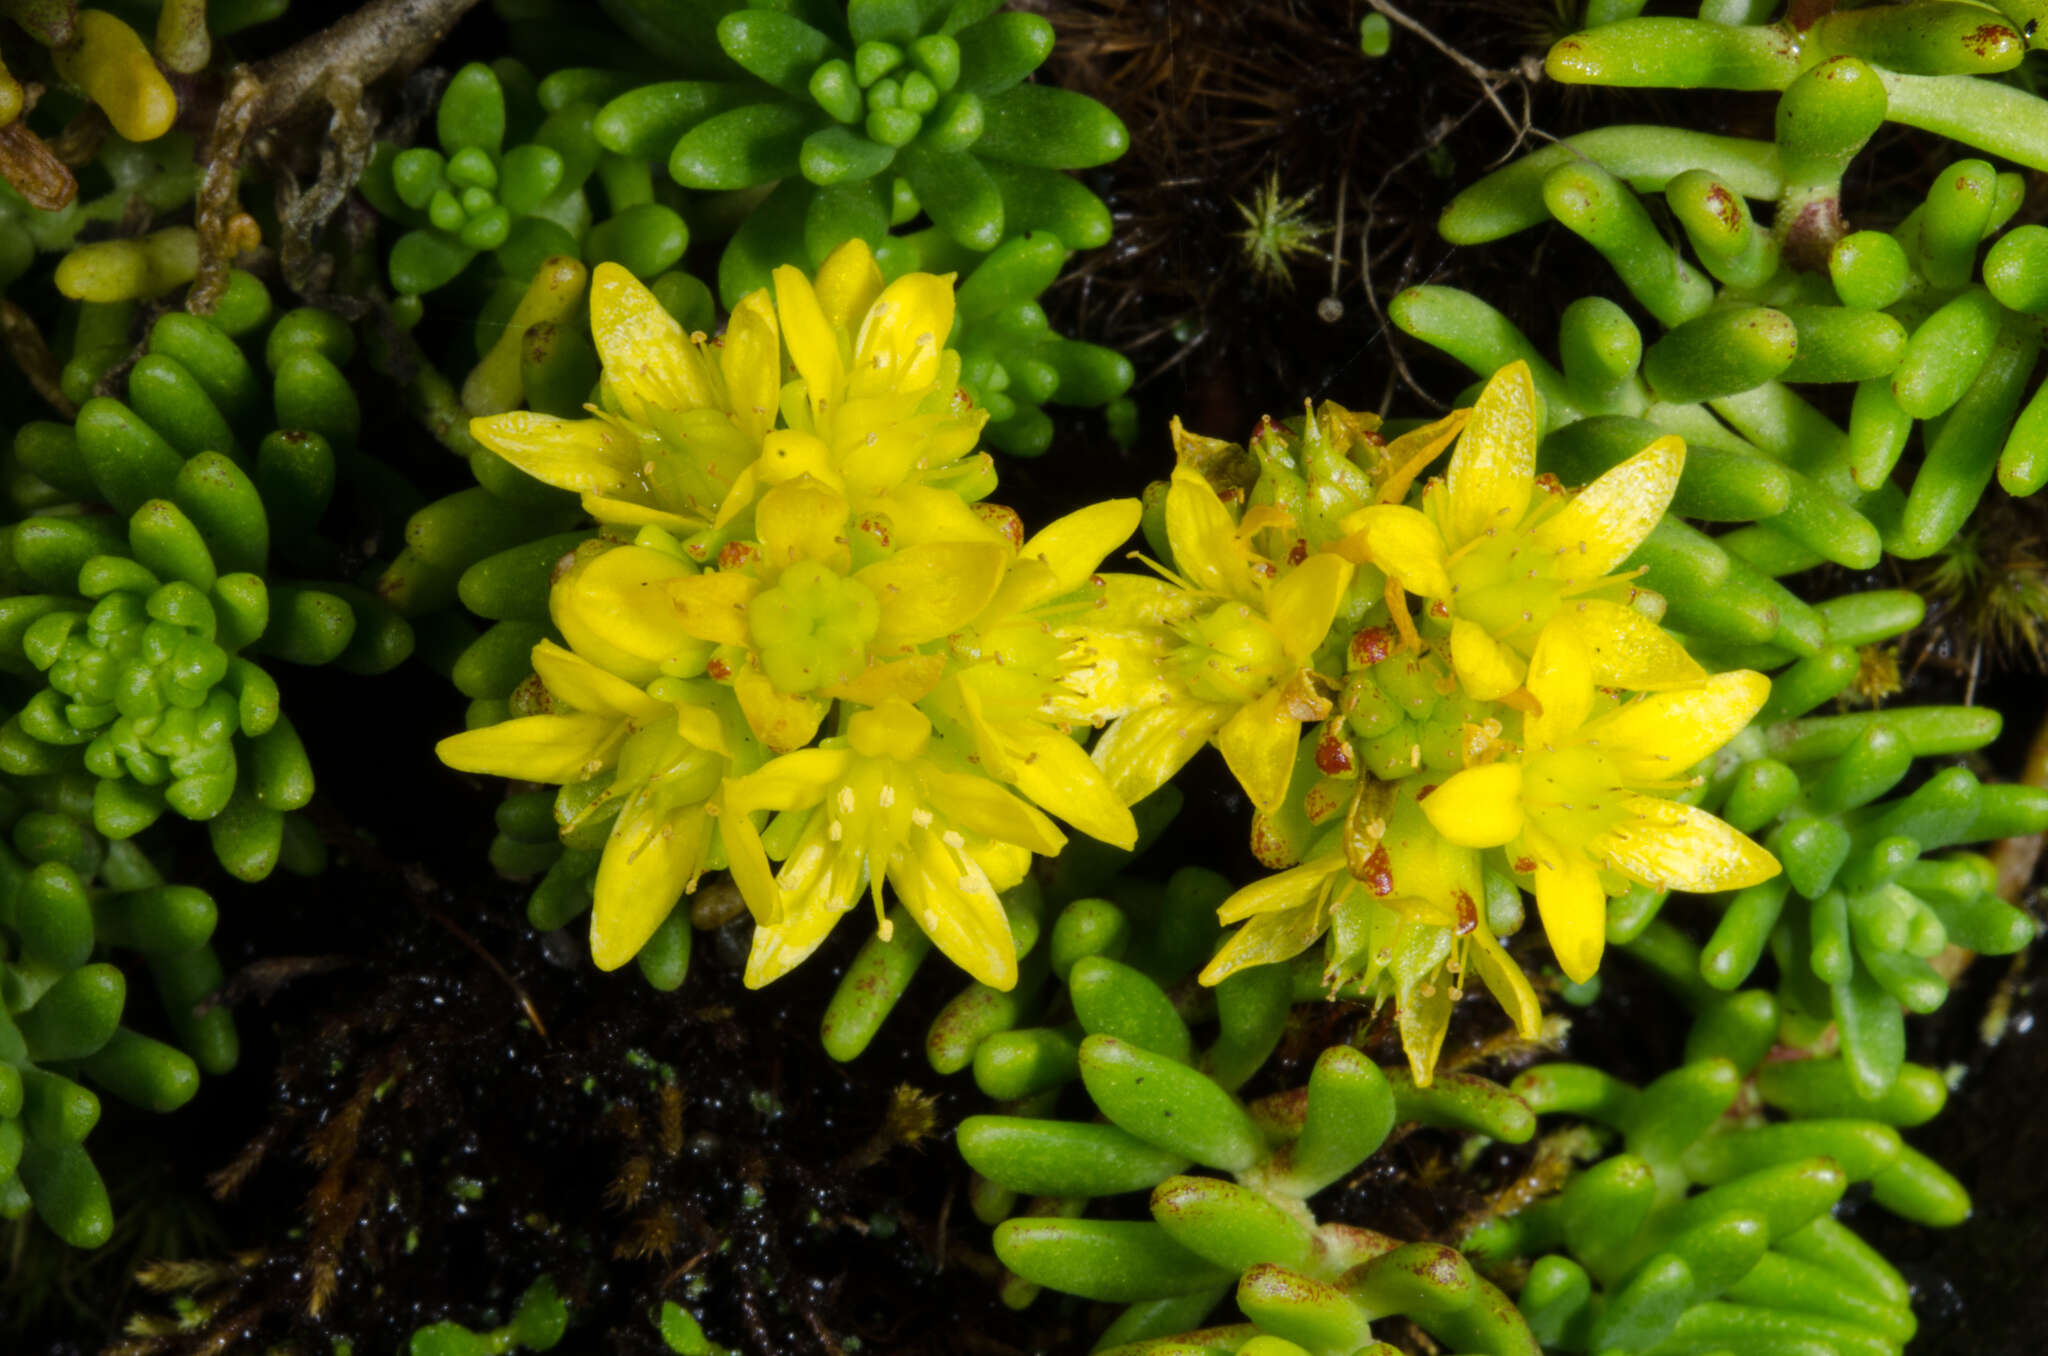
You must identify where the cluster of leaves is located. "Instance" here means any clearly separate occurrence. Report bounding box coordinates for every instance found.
[1398,1,2048,633]
[4,288,412,879]
[0,774,232,1251]
[960,944,1541,1354]
[1469,933,1958,1356]
[357,2,1134,454]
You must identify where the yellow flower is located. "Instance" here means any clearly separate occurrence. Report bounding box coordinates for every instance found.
[1334,361,1702,702]
[933,498,1158,851]
[1199,785,1540,1084]
[468,241,992,545]
[714,241,996,531]
[658,476,1010,751]
[470,263,774,535]
[1090,468,1353,815]
[1419,623,1779,983]
[720,699,1063,990]
[436,641,743,969]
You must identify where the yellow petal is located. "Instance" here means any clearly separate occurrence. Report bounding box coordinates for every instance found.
[744,877,851,987]
[1560,598,1707,692]
[531,639,666,722]
[1017,499,1143,596]
[1587,669,1770,781]
[823,654,947,706]
[871,483,1009,550]
[1523,620,1594,749]
[1215,686,1307,816]
[1594,794,1781,893]
[722,806,786,926]
[891,828,1018,989]
[814,238,885,335]
[673,699,732,758]
[1375,409,1469,506]
[756,476,851,571]
[468,412,638,495]
[579,493,702,533]
[552,544,704,684]
[1165,468,1255,603]
[1200,904,1329,985]
[724,748,853,814]
[1527,828,1606,984]
[665,571,760,648]
[859,541,1008,646]
[589,262,717,416]
[773,263,845,412]
[919,767,1068,856]
[754,428,843,490]
[1090,698,1232,806]
[1265,552,1353,662]
[733,669,828,752]
[436,714,624,783]
[985,720,1137,850]
[1533,435,1685,578]
[1336,505,1451,599]
[590,803,710,969]
[712,465,761,531]
[1216,854,1342,925]
[1449,617,1527,703]
[722,288,781,445]
[1465,925,1543,1039]
[850,271,954,401]
[1447,360,1539,545]
[1418,763,1524,849]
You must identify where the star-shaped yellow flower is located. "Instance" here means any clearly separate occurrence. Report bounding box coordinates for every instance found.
[1419,623,1779,982]
[1335,361,1702,702]
[1091,467,1353,815]
[713,242,996,532]
[436,641,741,969]
[720,699,1062,990]
[468,240,992,545]
[658,476,1010,752]
[937,498,1152,851]
[1200,785,1541,1083]
[470,263,775,534]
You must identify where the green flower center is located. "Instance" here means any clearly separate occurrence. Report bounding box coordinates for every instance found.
[1174,601,1290,704]
[1340,648,1497,780]
[747,559,881,693]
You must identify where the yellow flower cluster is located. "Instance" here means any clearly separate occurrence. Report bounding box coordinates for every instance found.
[436,242,1777,1080]
[1169,365,1780,1077]
[440,241,1145,990]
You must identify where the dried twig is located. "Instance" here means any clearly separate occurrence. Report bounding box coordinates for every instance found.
[191,0,486,310]
[0,299,77,418]
[1365,0,1543,163]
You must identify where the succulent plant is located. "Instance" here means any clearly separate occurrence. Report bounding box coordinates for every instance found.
[1401,5,2048,594]
[960,954,1538,1352]
[2,295,414,878]
[568,0,1128,305]
[359,60,627,298]
[1468,930,1972,1354]
[1635,699,2046,1100]
[0,772,236,1249]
